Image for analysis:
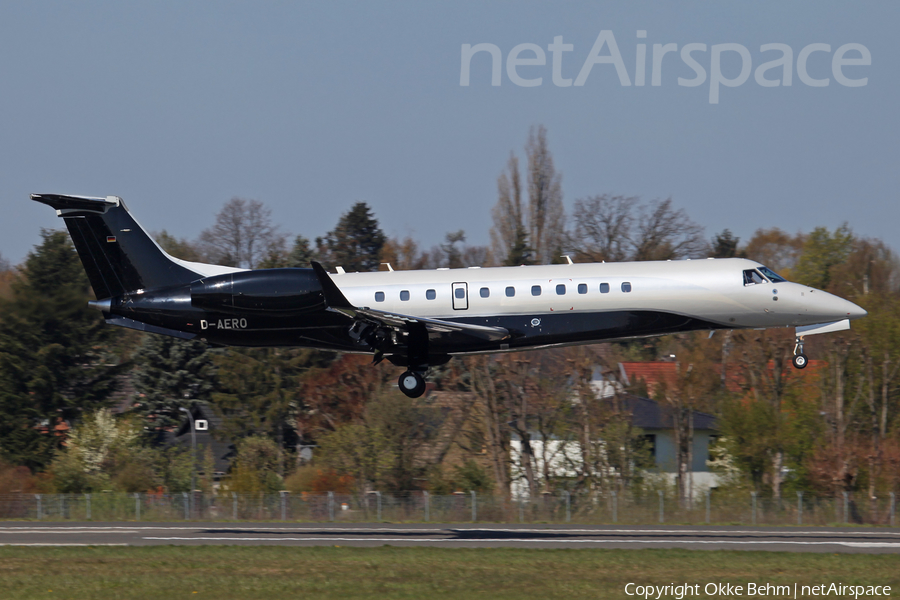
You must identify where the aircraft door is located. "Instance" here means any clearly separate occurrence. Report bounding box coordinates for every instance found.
[451,282,468,310]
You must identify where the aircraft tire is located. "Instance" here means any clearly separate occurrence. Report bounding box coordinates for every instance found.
[792,354,809,369]
[398,371,427,398]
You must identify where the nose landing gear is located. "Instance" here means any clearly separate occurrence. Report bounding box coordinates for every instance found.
[792,336,808,369]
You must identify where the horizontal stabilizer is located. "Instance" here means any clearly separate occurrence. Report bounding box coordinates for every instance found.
[106,315,197,341]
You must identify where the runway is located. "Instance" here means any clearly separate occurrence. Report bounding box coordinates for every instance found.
[2,523,900,553]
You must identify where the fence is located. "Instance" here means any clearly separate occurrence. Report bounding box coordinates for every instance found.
[0,490,896,526]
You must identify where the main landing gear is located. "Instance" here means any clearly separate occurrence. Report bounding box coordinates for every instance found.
[398,370,427,398]
[792,336,808,369]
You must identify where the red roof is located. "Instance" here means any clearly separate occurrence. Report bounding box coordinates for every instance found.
[621,360,826,396]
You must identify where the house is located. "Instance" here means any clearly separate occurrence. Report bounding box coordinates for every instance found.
[509,392,719,499]
[165,403,235,485]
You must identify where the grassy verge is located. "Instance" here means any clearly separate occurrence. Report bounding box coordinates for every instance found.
[0,546,898,599]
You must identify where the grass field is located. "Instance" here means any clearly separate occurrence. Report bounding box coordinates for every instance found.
[0,546,898,599]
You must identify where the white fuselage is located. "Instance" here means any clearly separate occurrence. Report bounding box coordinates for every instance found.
[330,258,864,332]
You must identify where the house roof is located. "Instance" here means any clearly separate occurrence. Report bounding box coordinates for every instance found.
[619,393,717,431]
[164,402,234,474]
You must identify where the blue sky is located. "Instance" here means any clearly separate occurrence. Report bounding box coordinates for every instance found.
[2,2,897,265]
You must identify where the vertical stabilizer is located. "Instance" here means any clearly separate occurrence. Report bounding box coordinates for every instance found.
[31,194,203,298]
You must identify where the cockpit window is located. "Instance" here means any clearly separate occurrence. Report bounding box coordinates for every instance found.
[758,266,786,283]
[743,269,765,286]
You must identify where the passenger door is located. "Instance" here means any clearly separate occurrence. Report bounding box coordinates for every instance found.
[451,282,468,310]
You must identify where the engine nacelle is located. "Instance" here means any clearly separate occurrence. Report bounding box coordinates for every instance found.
[190,268,325,315]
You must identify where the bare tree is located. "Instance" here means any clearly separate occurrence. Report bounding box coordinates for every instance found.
[631,198,707,261]
[199,198,285,269]
[0,252,10,272]
[491,153,530,266]
[571,195,636,262]
[490,126,564,266]
[526,125,565,265]
[570,196,706,262]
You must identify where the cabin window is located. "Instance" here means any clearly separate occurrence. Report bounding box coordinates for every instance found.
[400,290,410,301]
[455,287,465,299]
[531,285,542,296]
[599,283,610,294]
[505,286,515,297]
[578,283,587,294]
[375,291,385,302]
[743,269,765,286]
[480,287,490,298]
[622,282,632,293]
[556,284,566,295]
[426,289,436,300]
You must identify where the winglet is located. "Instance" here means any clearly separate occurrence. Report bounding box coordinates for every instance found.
[310,261,355,309]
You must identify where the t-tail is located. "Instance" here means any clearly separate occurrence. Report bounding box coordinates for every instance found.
[31,194,239,299]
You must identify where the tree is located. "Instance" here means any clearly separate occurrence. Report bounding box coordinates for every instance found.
[526,125,566,264]
[0,252,9,272]
[0,230,124,470]
[710,230,741,258]
[47,409,163,493]
[570,196,706,262]
[287,235,317,268]
[380,236,427,271]
[155,231,204,263]
[489,126,564,266]
[198,197,286,268]
[317,421,395,493]
[224,435,285,493]
[792,224,854,290]
[631,198,707,261]
[316,202,386,273]
[571,195,635,262]
[132,335,218,434]
[491,153,532,266]
[743,228,805,275]
[210,348,323,458]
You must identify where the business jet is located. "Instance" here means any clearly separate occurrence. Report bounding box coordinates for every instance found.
[33,194,867,398]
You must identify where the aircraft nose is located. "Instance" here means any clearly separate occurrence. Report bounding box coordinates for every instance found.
[823,293,867,320]
[846,300,867,320]
[805,289,867,322]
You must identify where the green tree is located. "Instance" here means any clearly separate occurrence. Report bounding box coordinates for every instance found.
[792,224,854,290]
[287,235,317,268]
[210,347,331,461]
[132,335,217,434]
[0,230,123,470]
[316,202,386,272]
[48,409,160,493]
[155,231,204,262]
[223,435,284,493]
[710,229,741,258]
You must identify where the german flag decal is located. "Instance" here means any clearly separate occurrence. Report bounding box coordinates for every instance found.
[106,236,116,243]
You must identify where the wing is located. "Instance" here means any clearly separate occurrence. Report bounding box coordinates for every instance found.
[310,262,509,346]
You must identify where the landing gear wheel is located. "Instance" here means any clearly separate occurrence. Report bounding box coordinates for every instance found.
[792,353,809,369]
[398,371,427,398]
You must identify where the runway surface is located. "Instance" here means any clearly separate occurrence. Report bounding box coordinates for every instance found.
[2,523,900,553]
